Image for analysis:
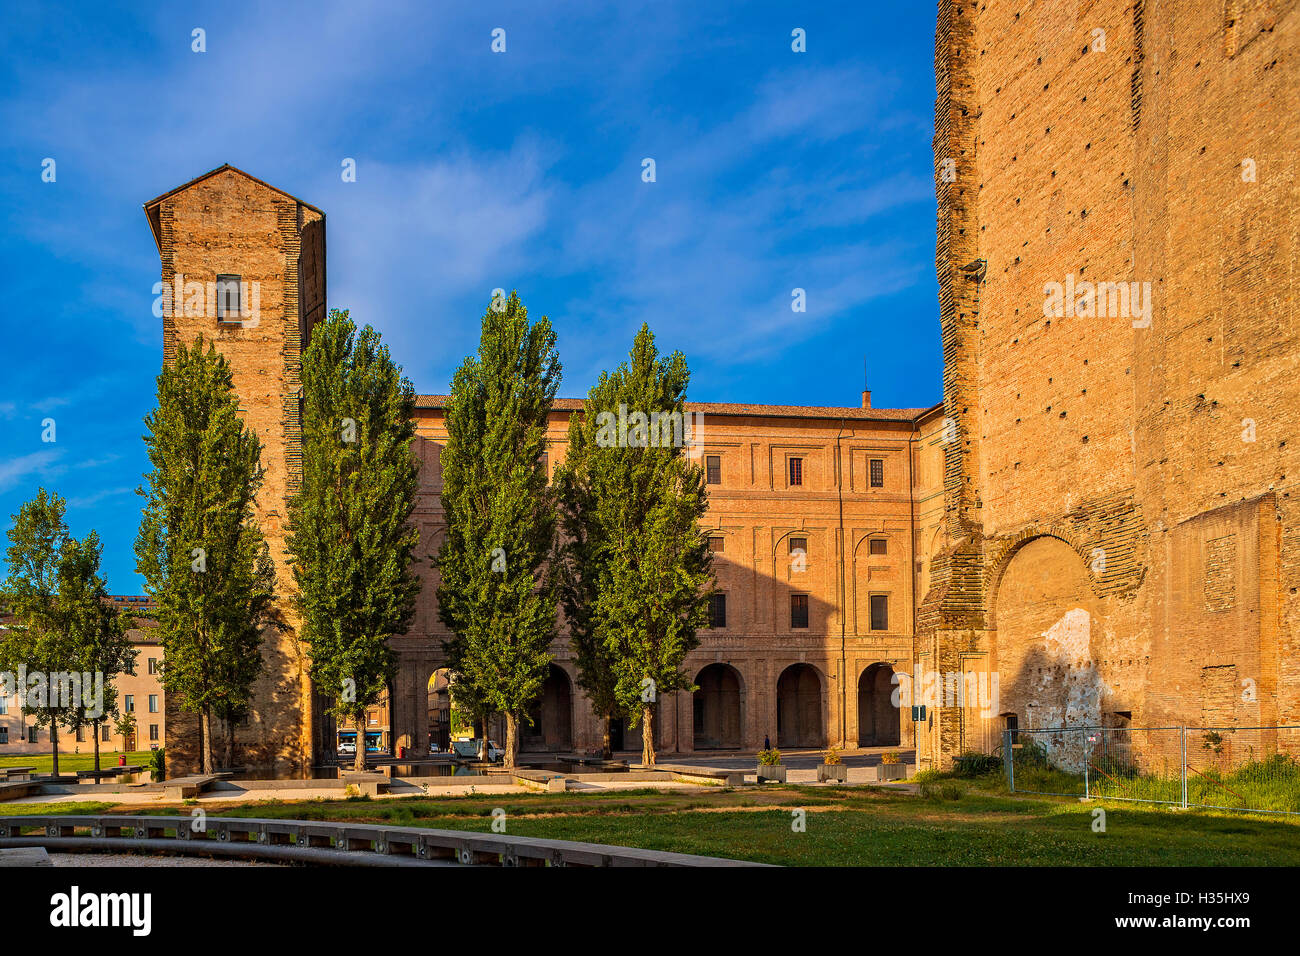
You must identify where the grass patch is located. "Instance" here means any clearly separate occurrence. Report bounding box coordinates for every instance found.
[0,752,153,773]
[77,783,1300,866]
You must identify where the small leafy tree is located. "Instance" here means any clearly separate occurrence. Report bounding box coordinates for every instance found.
[135,339,277,773]
[287,309,421,772]
[0,490,78,777]
[437,292,561,769]
[56,532,136,773]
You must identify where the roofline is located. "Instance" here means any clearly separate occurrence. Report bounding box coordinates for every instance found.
[414,395,940,426]
[142,164,325,252]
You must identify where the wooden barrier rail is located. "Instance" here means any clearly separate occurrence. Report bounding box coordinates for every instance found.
[0,814,769,867]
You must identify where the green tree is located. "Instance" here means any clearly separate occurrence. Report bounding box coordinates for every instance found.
[286,309,421,772]
[0,489,78,777]
[554,325,714,767]
[55,531,137,773]
[437,291,561,769]
[135,339,277,774]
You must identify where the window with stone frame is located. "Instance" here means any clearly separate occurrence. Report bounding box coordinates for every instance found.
[706,455,721,485]
[869,593,889,630]
[709,593,727,628]
[869,458,884,487]
[790,593,809,629]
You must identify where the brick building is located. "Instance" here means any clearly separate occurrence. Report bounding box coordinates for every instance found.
[146,0,1296,775]
[917,0,1299,768]
[0,596,164,756]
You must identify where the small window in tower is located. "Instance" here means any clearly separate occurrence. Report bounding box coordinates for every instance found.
[216,275,242,321]
[869,458,885,487]
[870,538,888,556]
[789,457,803,486]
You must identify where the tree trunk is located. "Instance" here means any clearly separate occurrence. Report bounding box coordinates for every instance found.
[92,720,101,773]
[200,707,212,774]
[504,712,518,770]
[51,720,61,778]
[641,703,656,768]
[353,714,366,772]
[602,714,613,761]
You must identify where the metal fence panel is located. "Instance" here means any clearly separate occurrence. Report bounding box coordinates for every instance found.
[1004,725,1300,817]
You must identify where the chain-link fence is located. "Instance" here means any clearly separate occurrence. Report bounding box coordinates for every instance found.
[1005,726,1300,816]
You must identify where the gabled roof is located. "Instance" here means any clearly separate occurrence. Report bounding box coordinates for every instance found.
[142,164,324,252]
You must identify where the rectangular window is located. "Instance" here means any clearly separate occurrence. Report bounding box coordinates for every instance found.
[1005,713,1019,745]
[788,457,803,486]
[76,726,85,742]
[28,726,38,744]
[789,536,807,555]
[148,694,158,714]
[870,594,889,631]
[0,696,7,715]
[709,593,727,628]
[869,538,888,555]
[0,727,7,744]
[125,695,134,713]
[148,657,158,675]
[791,594,809,629]
[102,725,110,742]
[215,274,241,320]
[869,458,884,487]
[149,724,159,742]
[708,535,724,552]
[705,455,721,485]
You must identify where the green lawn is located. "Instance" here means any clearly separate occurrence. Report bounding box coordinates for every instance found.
[9,781,1297,866]
[0,751,153,773]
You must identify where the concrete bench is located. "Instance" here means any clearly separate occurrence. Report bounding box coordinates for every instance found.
[654,764,747,787]
[0,780,42,801]
[161,774,221,800]
[341,772,390,797]
[511,769,568,792]
[0,767,37,781]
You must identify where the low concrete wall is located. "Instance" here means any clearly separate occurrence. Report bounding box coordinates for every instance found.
[0,814,770,867]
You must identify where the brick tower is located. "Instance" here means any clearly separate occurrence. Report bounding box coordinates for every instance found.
[144,165,326,776]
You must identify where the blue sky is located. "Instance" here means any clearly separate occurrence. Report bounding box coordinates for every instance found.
[0,1,941,591]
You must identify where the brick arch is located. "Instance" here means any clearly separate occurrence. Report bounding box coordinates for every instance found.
[985,528,1101,630]
[851,529,897,558]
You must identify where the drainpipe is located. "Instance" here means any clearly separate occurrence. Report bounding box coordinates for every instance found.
[908,428,917,749]
[836,419,847,749]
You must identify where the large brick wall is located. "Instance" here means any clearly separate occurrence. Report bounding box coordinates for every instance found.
[918,0,1299,768]
[147,166,322,776]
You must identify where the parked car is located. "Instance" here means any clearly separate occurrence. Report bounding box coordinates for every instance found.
[337,742,357,757]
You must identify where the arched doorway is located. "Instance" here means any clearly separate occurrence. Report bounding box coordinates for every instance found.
[693,663,743,749]
[858,663,900,746]
[776,663,823,748]
[522,664,573,752]
[427,669,453,753]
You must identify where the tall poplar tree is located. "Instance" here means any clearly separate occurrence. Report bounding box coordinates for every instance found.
[554,325,714,767]
[437,291,561,769]
[135,340,276,774]
[286,309,421,772]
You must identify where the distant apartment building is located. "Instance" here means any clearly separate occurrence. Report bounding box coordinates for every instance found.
[0,596,164,756]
